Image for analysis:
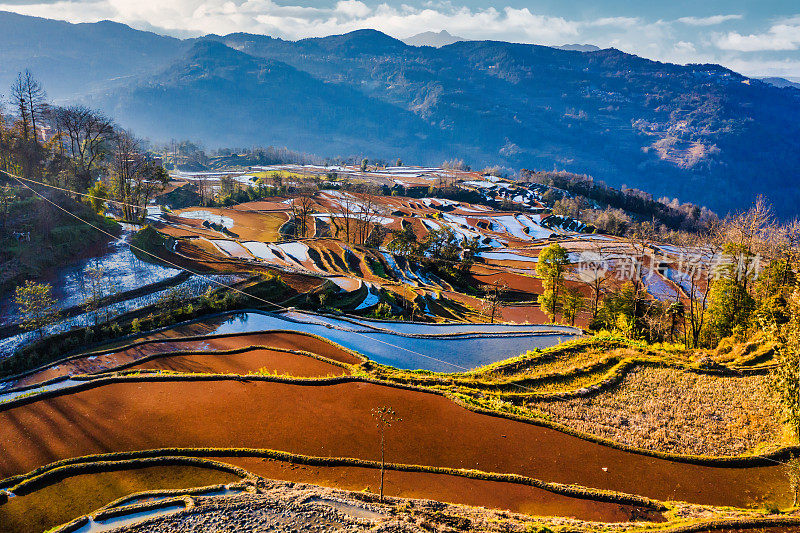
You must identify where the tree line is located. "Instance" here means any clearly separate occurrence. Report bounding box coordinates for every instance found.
[533,197,800,349]
[0,69,168,221]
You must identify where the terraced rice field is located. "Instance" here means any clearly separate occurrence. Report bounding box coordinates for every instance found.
[0,378,788,508]
[215,456,661,523]
[0,465,239,533]
[10,330,360,387]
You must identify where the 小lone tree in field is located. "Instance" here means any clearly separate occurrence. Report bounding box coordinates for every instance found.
[371,406,401,501]
[481,279,508,324]
[536,243,571,322]
[14,280,60,339]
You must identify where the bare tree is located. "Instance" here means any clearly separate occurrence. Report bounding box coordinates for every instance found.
[723,196,774,297]
[576,243,612,320]
[481,279,508,323]
[109,130,168,221]
[10,70,47,143]
[353,186,383,245]
[668,221,723,348]
[332,191,356,244]
[290,186,317,239]
[51,105,114,190]
[371,406,401,502]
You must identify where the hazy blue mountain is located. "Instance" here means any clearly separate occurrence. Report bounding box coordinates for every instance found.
[1,12,799,216]
[0,11,184,97]
[758,77,800,90]
[402,30,467,48]
[209,31,800,216]
[94,41,442,158]
[553,44,601,52]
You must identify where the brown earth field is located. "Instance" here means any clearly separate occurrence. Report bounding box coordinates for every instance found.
[0,465,239,533]
[213,456,662,523]
[121,348,349,377]
[0,379,788,508]
[15,332,360,387]
[173,207,288,242]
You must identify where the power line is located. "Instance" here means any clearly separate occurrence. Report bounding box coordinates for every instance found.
[9,174,550,282]
[10,173,794,470]
[9,172,569,378]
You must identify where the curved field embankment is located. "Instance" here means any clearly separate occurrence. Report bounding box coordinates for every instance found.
[214,456,661,523]
[12,331,361,387]
[0,378,788,508]
[0,463,239,533]
[120,347,349,377]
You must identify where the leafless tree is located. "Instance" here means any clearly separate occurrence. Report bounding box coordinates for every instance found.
[10,70,47,143]
[332,191,357,244]
[290,186,316,239]
[109,130,168,221]
[353,186,383,245]
[481,279,508,323]
[576,243,612,320]
[371,406,401,502]
[51,105,114,190]
[673,221,723,347]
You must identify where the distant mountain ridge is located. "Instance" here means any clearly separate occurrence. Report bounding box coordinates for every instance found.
[402,30,465,47]
[758,77,800,90]
[401,30,600,53]
[0,12,798,217]
[553,44,601,52]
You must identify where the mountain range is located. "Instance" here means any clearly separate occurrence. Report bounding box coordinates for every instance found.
[0,11,799,217]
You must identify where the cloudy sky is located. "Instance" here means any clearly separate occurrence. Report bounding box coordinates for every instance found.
[2,0,800,78]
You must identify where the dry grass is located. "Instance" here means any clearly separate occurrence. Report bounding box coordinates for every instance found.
[532,366,785,456]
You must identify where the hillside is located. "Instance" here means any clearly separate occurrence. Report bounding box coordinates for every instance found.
[208,30,800,217]
[0,11,184,96]
[1,12,799,216]
[96,41,439,158]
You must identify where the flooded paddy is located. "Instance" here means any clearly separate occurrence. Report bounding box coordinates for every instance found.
[9,331,361,389]
[0,227,180,329]
[122,347,349,377]
[0,274,245,358]
[138,311,581,372]
[0,465,238,533]
[0,379,788,508]
[217,456,663,523]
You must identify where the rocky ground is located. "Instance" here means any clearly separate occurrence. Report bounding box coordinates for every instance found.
[116,478,646,533]
[84,476,800,533]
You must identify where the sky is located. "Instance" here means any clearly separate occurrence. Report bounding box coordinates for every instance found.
[1,0,800,78]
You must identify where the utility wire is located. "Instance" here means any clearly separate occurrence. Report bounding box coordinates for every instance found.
[9,172,574,378]
[9,174,551,280]
[8,172,793,468]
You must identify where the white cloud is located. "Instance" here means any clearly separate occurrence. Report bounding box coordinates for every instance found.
[714,18,800,52]
[0,0,640,42]
[718,57,800,78]
[335,0,371,19]
[587,17,640,28]
[0,1,799,76]
[677,14,742,26]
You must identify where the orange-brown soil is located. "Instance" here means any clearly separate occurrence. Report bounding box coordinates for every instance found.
[16,332,360,387]
[215,456,662,523]
[0,465,238,533]
[0,380,787,508]
[123,348,349,377]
